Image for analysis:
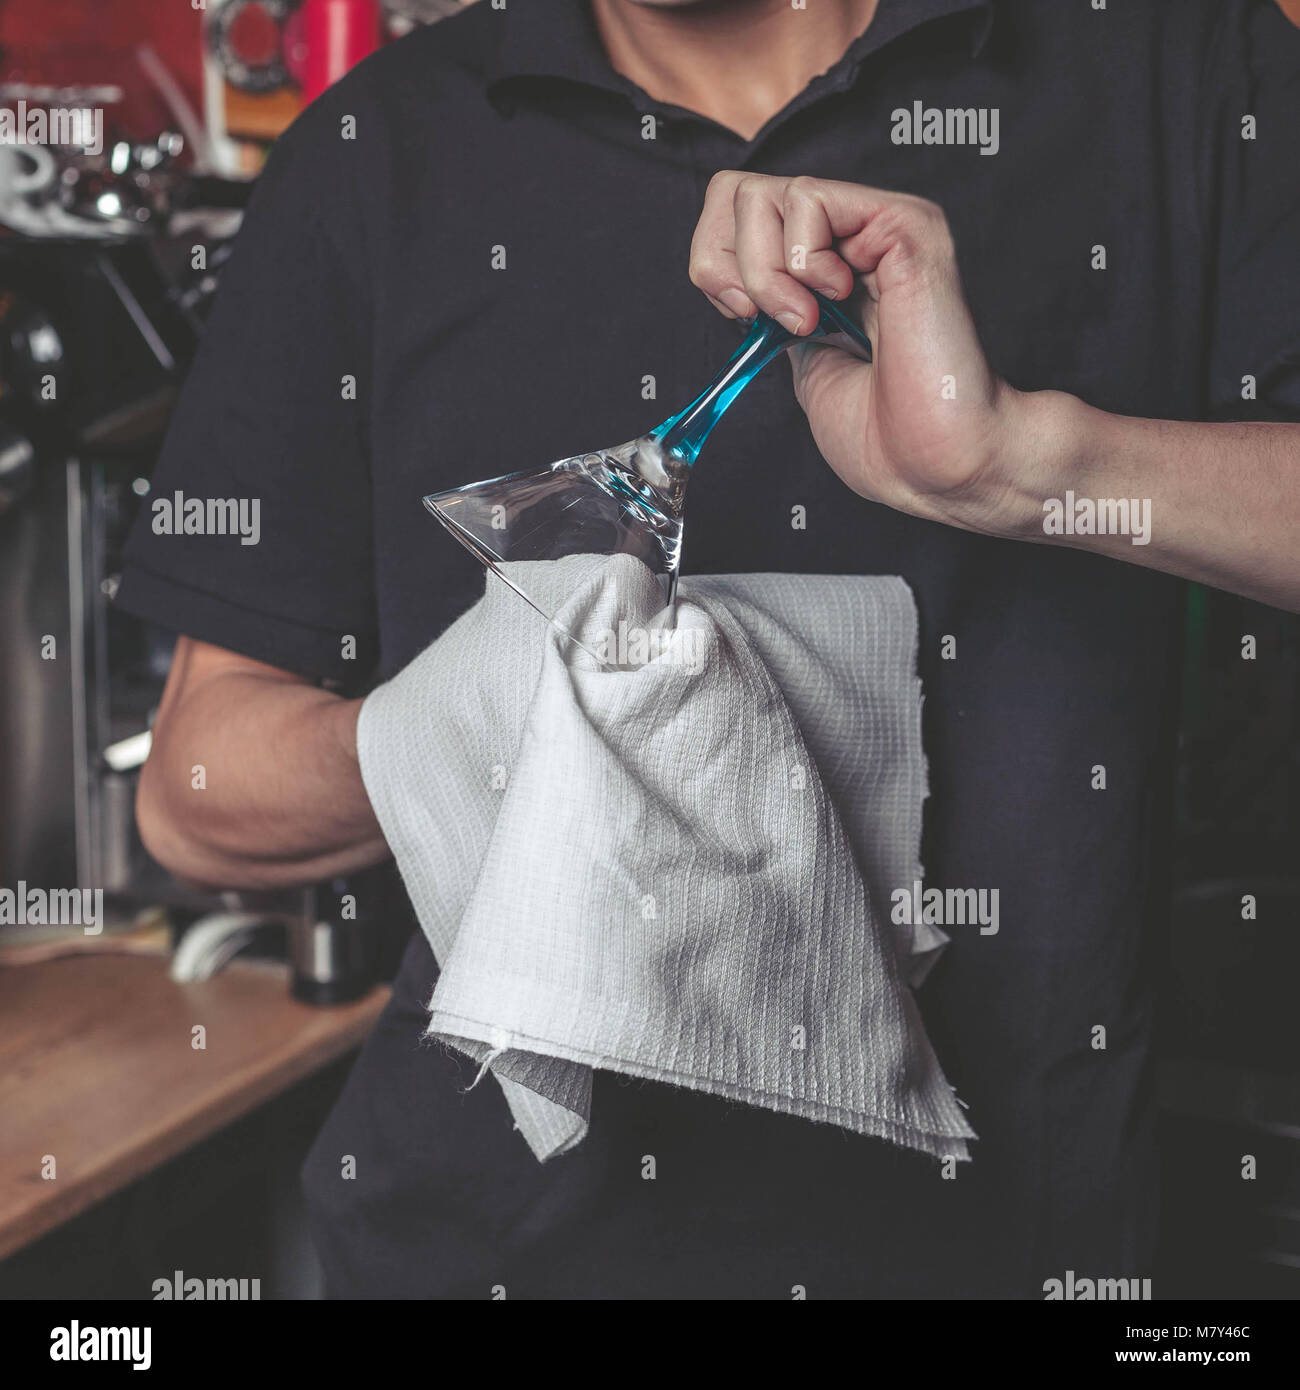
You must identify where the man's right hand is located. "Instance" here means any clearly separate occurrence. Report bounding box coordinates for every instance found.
[688,171,1039,535]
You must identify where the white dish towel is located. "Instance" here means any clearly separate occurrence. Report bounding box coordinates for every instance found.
[357,553,975,1163]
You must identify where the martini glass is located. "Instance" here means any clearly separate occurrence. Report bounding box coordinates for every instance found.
[423,291,872,637]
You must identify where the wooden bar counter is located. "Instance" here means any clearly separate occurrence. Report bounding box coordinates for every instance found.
[0,953,388,1261]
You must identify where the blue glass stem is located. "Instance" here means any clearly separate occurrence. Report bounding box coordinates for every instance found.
[649,291,872,466]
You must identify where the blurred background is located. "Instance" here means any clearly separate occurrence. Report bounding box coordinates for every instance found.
[0,0,462,1302]
[0,0,1296,1300]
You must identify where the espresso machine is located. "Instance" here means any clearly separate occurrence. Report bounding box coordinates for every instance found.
[0,233,190,898]
[0,112,377,1000]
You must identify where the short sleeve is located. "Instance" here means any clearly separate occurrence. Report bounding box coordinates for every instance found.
[115,109,378,687]
[1203,1,1300,421]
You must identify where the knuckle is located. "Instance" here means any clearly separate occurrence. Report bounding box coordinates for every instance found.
[687,252,724,292]
[879,196,952,259]
[791,249,835,282]
[745,267,790,299]
[782,175,821,213]
[916,197,950,235]
[874,203,913,246]
[705,169,741,205]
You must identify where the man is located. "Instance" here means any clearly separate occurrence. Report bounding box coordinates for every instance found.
[117,0,1300,1297]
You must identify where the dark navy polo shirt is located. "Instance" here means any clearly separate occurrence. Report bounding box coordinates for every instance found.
[116,0,1300,1297]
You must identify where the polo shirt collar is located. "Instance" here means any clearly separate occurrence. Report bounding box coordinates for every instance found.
[486,0,996,95]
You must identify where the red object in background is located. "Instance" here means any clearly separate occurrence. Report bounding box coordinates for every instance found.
[226,3,287,72]
[0,0,204,140]
[285,0,382,106]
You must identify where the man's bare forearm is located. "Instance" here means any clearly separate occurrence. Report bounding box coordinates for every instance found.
[952,391,1300,613]
[684,172,1300,613]
[137,639,390,890]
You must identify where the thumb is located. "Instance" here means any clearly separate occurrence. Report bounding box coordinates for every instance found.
[789,339,868,417]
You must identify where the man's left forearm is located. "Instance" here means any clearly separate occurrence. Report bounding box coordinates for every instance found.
[957,390,1300,613]
[684,170,1299,611]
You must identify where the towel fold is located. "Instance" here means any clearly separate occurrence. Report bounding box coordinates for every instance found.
[357,553,975,1162]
